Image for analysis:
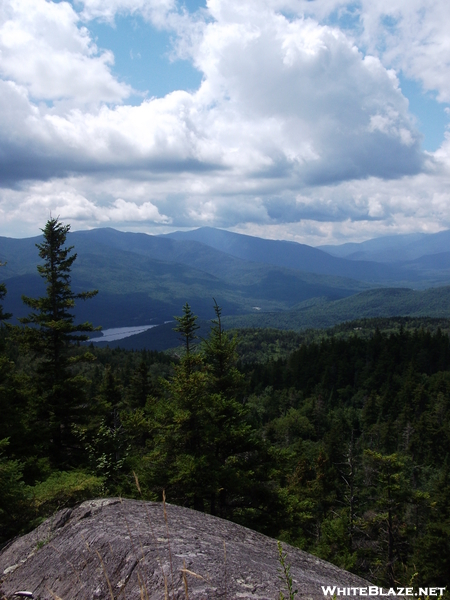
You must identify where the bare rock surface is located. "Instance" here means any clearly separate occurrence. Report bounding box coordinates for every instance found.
[0,498,369,599]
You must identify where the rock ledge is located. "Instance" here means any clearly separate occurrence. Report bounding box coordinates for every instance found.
[0,498,368,599]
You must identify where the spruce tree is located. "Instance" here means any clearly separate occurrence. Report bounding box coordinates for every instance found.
[174,302,199,352]
[0,262,12,325]
[20,218,98,467]
[203,299,244,397]
[0,263,31,465]
[142,302,266,518]
[173,302,200,375]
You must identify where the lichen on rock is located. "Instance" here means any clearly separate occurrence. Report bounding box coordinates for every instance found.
[0,498,369,599]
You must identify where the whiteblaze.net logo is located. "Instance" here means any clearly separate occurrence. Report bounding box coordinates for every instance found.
[321,587,446,597]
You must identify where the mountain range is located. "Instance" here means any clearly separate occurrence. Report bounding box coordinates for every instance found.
[1,225,450,347]
[166,226,450,286]
[318,228,450,262]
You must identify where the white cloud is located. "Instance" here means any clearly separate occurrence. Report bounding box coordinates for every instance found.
[355,0,450,102]
[0,0,449,241]
[0,180,170,229]
[0,0,131,105]
[0,2,423,177]
[263,0,450,103]
[79,0,176,25]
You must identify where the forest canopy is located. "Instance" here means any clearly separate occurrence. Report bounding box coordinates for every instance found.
[1,219,450,592]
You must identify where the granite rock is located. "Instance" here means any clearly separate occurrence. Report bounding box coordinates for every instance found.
[0,498,369,600]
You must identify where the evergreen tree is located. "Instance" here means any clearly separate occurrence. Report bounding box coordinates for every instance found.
[20,218,98,467]
[0,438,31,544]
[142,302,265,517]
[0,263,12,325]
[0,263,33,470]
[360,451,412,586]
[203,299,244,398]
[174,302,200,375]
[127,360,154,409]
[76,366,129,489]
[412,463,450,588]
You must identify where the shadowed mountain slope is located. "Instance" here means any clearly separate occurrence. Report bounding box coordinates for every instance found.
[164,226,413,283]
[0,498,369,600]
[90,286,450,351]
[222,286,450,332]
[319,228,450,263]
[0,228,370,327]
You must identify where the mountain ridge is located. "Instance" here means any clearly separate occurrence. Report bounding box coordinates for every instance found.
[319,228,450,262]
[3,226,450,343]
[0,228,370,327]
[164,226,410,283]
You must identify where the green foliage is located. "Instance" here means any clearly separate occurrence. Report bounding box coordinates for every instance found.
[0,262,12,324]
[31,470,104,515]
[360,451,413,586]
[19,218,99,467]
[203,300,245,396]
[223,289,450,332]
[236,323,450,588]
[173,302,200,378]
[20,218,98,362]
[0,438,31,543]
[277,540,298,600]
[138,302,272,520]
[5,225,450,593]
[234,328,306,364]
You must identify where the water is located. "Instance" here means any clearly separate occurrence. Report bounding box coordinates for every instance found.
[89,325,158,343]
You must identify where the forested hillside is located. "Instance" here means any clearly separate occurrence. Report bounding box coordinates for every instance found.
[223,287,450,331]
[2,220,450,592]
[0,227,371,326]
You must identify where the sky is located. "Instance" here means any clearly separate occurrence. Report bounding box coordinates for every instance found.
[1,0,450,245]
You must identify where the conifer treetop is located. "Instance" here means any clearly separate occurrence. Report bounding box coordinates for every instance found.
[21,217,98,339]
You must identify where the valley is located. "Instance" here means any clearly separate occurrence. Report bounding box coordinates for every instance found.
[2,226,450,350]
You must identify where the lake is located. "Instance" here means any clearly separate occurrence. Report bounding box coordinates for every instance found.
[88,325,158,343]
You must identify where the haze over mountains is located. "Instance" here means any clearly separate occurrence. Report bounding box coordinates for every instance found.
[1,226,450,348]
[166,227,450,285]
[319,229,450,262]
[0,227,370,328]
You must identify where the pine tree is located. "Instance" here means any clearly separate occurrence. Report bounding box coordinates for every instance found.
[0,263,33,467]
[142,302,263,517]
[20,218,98,467]
[0,262,12,325]
[127,360,154,409]
[360,450,413,586]
[203,299,244,398]
[173,302,200,375]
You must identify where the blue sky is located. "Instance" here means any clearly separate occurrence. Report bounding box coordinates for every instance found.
[398,76,449,152]
[88,13,203,101]
[89,11,449,152]
[1,0,450,244]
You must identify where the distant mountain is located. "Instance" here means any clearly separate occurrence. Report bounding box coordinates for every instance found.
[89,286,450,351]
[4,226,450,340]
[405,251,450,270]
[222,286,450,331]
[164,227,426,284]
[0,228,370,327]
[319,229,450,263]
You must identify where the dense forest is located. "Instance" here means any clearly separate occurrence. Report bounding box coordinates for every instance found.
[2,219,450,592]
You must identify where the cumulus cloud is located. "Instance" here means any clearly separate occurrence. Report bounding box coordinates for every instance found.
[0,1,423,178]
[0,0,131,104]
[0,0,448,240]
[79,0,176,25]
[356,0,450,102]
[0,180,170,229]
[263,0,450,103]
